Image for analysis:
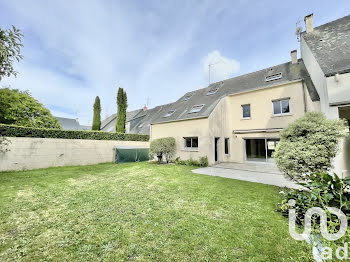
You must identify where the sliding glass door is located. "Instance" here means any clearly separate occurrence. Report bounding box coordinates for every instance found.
[245,138,279,162]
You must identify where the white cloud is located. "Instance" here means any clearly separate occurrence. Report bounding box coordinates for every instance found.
[203,50,240,83]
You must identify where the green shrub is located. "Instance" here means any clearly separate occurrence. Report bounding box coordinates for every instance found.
[186,158,200,166]
[149,137,176,163]
[0,124,149,141]
[174,156,208,167]
[199,156,208,167]
[278,173,350,224]
[274,112,347,182]
[278,173,350,244]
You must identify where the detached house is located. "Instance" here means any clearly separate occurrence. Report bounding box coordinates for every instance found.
[102,14,350,176]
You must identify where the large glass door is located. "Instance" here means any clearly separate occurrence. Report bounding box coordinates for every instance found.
[245,138,279,162]
[246,139,266,162]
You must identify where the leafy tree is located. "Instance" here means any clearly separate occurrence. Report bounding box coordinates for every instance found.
[274,112,347,182]
[0,88,61,129]
[0,26,23,80]
[92,96,101,130]
[150,137,176,163]
[116,87,127,133]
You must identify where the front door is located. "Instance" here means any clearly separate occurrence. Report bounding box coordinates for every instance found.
[215,137,219,162]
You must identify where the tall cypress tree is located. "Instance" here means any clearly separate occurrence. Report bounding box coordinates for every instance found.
[92,96,101,130]
[116,87,127,133]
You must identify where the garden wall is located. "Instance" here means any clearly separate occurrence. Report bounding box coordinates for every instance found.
[0,137,149,171]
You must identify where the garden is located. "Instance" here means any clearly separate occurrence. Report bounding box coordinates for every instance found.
[0,162,312,261]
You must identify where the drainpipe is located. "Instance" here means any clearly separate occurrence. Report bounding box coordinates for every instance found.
[301,81,307,113]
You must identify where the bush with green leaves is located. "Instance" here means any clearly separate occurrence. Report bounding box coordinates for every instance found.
[274,112,347,182]
[0,124,149,142]
[0,88,61,129]
[199,156,208,167]
[278,173,350,245]
[150,137,176,163]
[174,156,208,167]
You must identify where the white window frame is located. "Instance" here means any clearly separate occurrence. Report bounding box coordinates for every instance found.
[206,87,219,96]
[241,104,251,119]
[272,98,291,116]
[265,72,282,82]
[188,104,204,114]
[184,94,193,101]
[163,110,175,118]
[184,137,198,150]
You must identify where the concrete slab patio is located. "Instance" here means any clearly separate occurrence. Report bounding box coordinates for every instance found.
[192,163,301,189]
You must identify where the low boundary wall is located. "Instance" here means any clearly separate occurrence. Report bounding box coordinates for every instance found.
[0,137,150,171]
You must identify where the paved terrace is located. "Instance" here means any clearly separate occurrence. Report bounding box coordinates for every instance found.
[192,162,301,189]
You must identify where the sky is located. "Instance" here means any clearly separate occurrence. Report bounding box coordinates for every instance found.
[0,1,349,125]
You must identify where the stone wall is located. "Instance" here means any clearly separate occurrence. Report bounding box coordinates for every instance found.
[0,137,149,171]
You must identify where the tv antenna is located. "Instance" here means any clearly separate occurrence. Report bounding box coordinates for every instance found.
[295,18,303,42]
[208,61,224,85]
[145,97,151,106]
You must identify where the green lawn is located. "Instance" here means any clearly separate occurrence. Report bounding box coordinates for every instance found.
[0,162,312,261]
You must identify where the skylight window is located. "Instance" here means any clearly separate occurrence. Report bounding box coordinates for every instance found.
[184,94,193,101]
[188,104,204,114]
[206,87,219,96]
[163,110,175,118]
[265,72,282,82]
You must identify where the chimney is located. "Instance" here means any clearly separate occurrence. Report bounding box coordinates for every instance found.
[304,13,314,33]
[291,50,298,64]
[143,105,147,111]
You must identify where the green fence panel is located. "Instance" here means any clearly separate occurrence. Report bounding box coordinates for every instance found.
[116,148,149,163]
[136,148,149,162]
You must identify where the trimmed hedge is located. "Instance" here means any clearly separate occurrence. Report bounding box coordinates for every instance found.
[0,124,149,142]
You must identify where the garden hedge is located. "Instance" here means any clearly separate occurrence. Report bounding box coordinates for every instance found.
[0,124,149,142]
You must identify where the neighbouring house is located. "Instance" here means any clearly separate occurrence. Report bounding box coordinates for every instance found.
[300,14,350,177]
[55,117,91,131]
[101,14,349,176]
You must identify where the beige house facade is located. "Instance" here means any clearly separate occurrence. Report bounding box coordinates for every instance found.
[151,78,320,166]
[102,14,349,176]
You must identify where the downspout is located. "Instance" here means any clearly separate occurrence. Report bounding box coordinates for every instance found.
[301,80,307,113]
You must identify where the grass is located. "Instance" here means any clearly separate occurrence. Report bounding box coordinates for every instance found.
[0,162,312,261]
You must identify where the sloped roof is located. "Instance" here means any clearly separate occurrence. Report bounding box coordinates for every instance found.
[150,60,318,125]
[101,60,318,134]
[55,117,81,130]
[55,117,91,131]
[128,103,175,134]
[302,15,350,76]
[100,109,143,130]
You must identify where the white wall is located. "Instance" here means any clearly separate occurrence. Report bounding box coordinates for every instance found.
[0,137,149,171]
[301,37,349,177]
[326,73,350,106]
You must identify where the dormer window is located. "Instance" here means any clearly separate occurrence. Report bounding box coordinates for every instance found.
[163,110,175,118]
[206,87,219,96]
[265,72,282,82]
[188,104,204,114]
[184,94,193,101]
